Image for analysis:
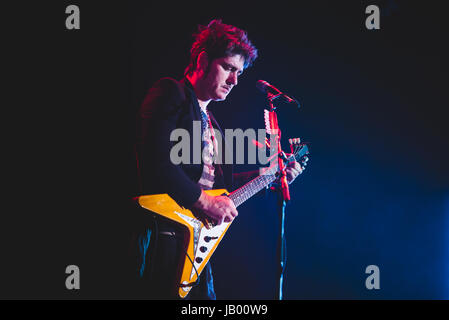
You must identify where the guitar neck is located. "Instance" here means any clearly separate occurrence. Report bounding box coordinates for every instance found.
[227,144,309,208]
[228,171,277,208]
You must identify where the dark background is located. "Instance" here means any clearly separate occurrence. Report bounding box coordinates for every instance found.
[3,0,448,299]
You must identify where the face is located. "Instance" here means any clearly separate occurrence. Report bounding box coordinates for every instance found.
[201,54,245,102]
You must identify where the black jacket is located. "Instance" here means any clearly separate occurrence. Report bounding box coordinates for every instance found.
[136,77,254,208]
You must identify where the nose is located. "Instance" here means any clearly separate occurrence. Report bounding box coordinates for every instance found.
[227,72,238,86]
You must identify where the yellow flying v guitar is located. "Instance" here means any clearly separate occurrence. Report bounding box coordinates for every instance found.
[137,143,309,298]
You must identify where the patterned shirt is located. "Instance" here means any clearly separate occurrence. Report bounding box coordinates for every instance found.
[197,108,217,190]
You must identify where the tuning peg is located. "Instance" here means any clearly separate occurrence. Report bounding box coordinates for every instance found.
[288,139,294,152]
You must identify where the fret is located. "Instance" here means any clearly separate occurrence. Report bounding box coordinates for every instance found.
[229,171,277,208]
[228,144,309,208]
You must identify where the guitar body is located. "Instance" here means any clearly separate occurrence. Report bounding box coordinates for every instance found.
[137,189,231,299]
[137,143,309,299]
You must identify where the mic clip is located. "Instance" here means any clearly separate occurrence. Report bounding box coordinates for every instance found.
[267,92,299,108]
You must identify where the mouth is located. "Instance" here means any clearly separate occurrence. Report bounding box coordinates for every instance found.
[222,86,231,93]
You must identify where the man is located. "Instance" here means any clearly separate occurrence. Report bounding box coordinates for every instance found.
[133,19,306,299]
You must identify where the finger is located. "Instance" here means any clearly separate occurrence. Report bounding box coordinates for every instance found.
[224,215,231,223]
[286,169,298,180]
[224,210,236,222]
[226,205,238,218]
[287,160,298,169]
[293,166,303,176]
[216,215,224,226]
[226,197,238,211]
[287,161,301,172]
[287,171,298,184]
[294,161,302,170]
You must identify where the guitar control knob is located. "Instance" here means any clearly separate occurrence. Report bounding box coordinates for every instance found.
[204,236,218,242]
[200,246,207,253]
[195,257,203,263]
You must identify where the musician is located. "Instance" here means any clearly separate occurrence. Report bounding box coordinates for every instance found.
[133,19,306,299]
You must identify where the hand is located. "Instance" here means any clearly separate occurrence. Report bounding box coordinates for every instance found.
[285,156,309,184]
[192,190,238,226]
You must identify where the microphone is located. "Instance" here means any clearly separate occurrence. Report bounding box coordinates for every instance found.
[256,80,300,108]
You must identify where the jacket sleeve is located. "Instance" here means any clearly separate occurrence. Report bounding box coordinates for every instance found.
[136,78,202,208]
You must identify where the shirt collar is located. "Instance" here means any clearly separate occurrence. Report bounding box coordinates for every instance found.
[182,77,208,113]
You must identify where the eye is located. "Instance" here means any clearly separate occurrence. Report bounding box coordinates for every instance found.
[223,64,235,72]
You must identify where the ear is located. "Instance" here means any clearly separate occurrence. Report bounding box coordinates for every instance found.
[196,51,209,74]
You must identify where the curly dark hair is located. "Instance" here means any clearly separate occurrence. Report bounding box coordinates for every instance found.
[184,19,258,76]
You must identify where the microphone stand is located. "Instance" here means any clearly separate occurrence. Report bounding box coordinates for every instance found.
[265,93,290,300]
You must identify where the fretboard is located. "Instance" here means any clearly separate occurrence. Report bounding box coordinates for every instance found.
[227,144,309,208]
[228,169,277,208]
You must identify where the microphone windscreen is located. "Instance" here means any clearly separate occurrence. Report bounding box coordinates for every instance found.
[256,80,269,93]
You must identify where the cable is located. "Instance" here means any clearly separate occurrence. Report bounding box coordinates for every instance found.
[178,241,201,289]
[150,217,201,291]
[282,233,287,278]
[147,214,159,282]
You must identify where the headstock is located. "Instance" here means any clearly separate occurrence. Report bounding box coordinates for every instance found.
[264,109,273,135]
[288,137,309,164]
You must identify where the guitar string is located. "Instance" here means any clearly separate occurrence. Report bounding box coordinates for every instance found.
[178,148,305,291]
